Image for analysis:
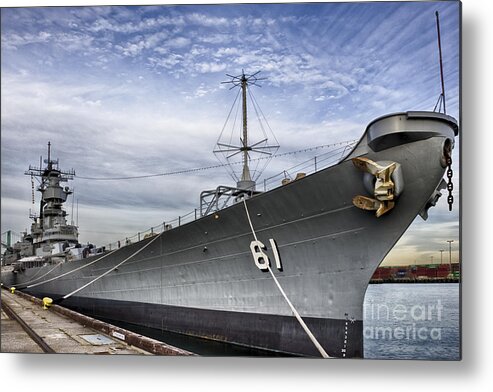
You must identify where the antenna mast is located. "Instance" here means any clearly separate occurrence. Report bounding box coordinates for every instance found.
[71,188,75,226]
[47,141,51,168]
[215,70,280,191]
[241,73,250,186]
[434,11,447,114]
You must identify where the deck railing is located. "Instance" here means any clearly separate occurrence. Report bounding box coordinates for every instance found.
[98,140,357,252]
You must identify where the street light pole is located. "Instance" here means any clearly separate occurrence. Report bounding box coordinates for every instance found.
[446,240,454,272]
[440,249,445,265]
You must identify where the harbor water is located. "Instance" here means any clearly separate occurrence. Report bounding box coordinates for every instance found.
[363,283,460,360]
[101,283,460,359]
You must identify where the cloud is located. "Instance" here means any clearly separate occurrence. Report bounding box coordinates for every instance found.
[166,36,191,48]
[87,14,185,34]
[318,80,350,99]
[215,47,242,57]
[197,34,232,45]
[147,53,183,69]
[194,62,227,74]
[1,28,97,55]
[186,13,229,27]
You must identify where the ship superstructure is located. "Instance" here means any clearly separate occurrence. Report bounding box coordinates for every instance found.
[2,143,98,267]
[26,142,78,256]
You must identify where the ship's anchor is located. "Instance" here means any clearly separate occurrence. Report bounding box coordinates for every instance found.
[352,157,402,218]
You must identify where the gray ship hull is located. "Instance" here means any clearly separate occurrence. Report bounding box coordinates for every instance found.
[2,111,458,358]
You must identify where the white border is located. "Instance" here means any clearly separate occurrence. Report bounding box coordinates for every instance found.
[1,0,491,390]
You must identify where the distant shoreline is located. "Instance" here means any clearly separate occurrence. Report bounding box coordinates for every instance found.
[369,278,460,284]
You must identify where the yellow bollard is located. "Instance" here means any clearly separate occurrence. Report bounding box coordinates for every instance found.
[42,297,53,310]
[10,287,15,294]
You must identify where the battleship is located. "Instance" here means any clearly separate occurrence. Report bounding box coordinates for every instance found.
[1,15,458,356]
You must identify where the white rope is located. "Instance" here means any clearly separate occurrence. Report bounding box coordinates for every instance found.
[18,260,49,282]
[15,262,63,288]
[242,199,331,358]
[26,250,118,289]
[62,233,162,300]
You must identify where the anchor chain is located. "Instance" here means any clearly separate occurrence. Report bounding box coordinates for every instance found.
[446,156,454,211]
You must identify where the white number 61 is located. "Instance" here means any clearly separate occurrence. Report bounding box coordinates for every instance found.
[250,239,282,271]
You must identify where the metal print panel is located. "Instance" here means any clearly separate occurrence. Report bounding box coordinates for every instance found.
[1,1,461,360]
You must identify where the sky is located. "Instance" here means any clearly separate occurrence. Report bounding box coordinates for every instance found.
[1,0,460,266]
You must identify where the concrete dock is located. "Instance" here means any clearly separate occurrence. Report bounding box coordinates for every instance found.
[1,287,195,356]
[1,304,44,353]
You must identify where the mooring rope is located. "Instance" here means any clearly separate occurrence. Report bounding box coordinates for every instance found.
[18,261,49,282]
[24,249,118,289]
[242,199,331,358]
[15,261,63,289]
[61,233,162,300]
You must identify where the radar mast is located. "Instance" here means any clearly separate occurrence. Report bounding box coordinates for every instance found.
[214,70,280,191]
